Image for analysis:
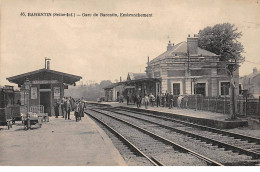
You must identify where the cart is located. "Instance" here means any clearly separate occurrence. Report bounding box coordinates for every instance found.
[22,112,42,130]
[30,105,49,122]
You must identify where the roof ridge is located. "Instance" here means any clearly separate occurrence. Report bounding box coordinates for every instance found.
[172,41,186,52]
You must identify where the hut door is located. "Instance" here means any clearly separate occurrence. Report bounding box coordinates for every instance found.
[40,92,51,116]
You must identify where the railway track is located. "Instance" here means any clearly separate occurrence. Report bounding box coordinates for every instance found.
[93,107,260,165]
[86,108,223,166]
[115,107,260,144]
[110,107,260,156]
[86,111,163,166]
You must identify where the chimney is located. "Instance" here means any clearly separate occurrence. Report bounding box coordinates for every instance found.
[47,60,50,70]
[253,67,257,74]
[147,56,150,64]
[167,40,173,51]
[120,76,122,82]
[187,34,198,55]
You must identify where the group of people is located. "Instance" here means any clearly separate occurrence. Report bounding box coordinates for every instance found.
[54,97,86,122]
[130,92,187,109]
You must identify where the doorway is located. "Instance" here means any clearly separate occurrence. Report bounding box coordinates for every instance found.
[40,92,51,116]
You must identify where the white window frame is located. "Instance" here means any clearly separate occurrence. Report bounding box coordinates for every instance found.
[170,81,183,95]
[219,80,230,96]
[192,81,208,96]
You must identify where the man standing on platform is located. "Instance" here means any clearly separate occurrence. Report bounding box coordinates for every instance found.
[165,91,169,107]
[136,94,141,108]
[169,92,174,109]
[65,99,71,120]
[79,99,85,120]
[54,100,60,118]
[144,94,149,109]
[156,94,161,107]
[60,97,65,118]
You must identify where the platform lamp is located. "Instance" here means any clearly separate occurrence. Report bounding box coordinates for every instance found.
[23,78,31,129]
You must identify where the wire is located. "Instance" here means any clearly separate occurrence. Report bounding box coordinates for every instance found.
[244,60,260,65]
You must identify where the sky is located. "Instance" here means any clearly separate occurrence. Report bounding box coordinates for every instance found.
[0,0,260,87]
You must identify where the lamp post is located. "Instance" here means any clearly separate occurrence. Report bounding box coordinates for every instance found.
[23,78,31,130]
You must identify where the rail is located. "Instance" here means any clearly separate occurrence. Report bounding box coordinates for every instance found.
[89,108,223,166]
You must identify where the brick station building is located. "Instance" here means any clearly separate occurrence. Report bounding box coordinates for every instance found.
[146,35,239,97]
[7,66,82,116]
[104,35,240,103]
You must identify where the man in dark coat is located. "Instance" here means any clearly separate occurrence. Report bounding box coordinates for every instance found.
[60,97,65,118]
[161,93,164,107]
[136,95,141,108]
[127,95,129,105]
[165,92,169,107]
[156,94,160,107]
[54,101,60,118]
[169,92,174,109]
[65,99,71,120]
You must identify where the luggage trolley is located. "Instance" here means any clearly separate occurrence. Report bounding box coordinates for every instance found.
[30,105,49,122]
[22,105,49,130]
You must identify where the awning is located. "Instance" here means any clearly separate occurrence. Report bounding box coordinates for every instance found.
[7,68,82,85]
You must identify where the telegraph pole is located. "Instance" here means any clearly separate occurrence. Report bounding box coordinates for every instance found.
[226,62,238,120]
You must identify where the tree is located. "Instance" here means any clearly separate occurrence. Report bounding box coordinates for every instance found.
[100,80,112,89]
[198,23,244,63]
[198,23,244,120]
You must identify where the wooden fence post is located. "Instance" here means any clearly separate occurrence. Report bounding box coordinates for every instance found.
[245,96,248,117]
[258,96,260,120]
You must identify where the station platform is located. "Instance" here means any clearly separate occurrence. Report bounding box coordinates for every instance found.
[0,113,126,166]
[96,101,248,129]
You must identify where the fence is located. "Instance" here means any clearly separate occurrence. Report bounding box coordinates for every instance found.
[174,95,260,118]
[30,105,45,114]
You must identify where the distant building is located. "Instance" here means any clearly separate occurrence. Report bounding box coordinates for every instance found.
[103,82,124,101]
[103,72,160,103]
[240,67,260,98]
[146,35,239,97]
[127,72,147,80]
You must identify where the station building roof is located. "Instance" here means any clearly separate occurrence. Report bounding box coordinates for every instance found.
[103,78,161,90]
[7,68,82,86]
[123,77,161,84]
[103,82,124,90]
[127,72,147,80]
[150,41,218,64]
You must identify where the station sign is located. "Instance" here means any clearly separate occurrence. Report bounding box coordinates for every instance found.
[31,87,37,99]
[54,87,60,99]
